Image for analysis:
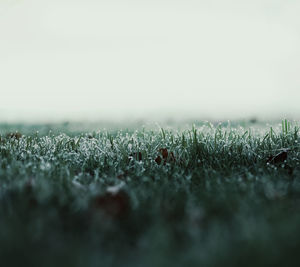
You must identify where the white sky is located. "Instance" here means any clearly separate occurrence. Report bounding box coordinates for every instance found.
[0,0,300,121]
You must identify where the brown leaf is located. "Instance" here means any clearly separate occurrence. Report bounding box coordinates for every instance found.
[267,151,288,164]
[135,152,143,161]
[92,191,130,219]
[6,132,22,140]
[156,148,176,165]
[155,155,162,165]
[159,148,169,159]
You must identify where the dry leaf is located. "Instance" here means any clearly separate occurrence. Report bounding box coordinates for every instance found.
[267,151,288,164]
[155,148,176,165]
[155,155,162,165]
[92,190,130,219]
[6,132,22,140]
[159,148,168,159]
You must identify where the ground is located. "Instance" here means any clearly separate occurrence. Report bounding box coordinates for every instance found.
[0,120,300,267]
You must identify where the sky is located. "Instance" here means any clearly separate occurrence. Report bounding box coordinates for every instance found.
[0,0,300,122]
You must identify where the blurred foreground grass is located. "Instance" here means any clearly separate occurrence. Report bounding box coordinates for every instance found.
[1,120,300,267]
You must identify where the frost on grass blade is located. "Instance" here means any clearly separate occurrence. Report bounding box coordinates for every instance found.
[128,152,143,162]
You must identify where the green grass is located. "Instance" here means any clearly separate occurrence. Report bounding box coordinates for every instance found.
[1,120,300,267]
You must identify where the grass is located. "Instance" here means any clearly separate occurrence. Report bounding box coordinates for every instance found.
[1,120,300,267]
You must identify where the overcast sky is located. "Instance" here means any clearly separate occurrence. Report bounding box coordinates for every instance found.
[0,0,299,121]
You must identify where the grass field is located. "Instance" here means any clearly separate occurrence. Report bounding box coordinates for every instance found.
[1,120,300,267]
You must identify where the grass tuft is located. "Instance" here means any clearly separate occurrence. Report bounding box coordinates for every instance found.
[1,120,300,266]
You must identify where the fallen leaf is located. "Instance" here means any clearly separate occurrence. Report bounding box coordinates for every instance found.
[155,155,162,165]
[92,190,130,219]
[6,132,22,140]
[159,148,168,159]
[155,148,176,165]
[267,150,288,164]
[134,152,143,161]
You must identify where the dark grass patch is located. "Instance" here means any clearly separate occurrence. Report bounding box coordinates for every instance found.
[1,121,300,266]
